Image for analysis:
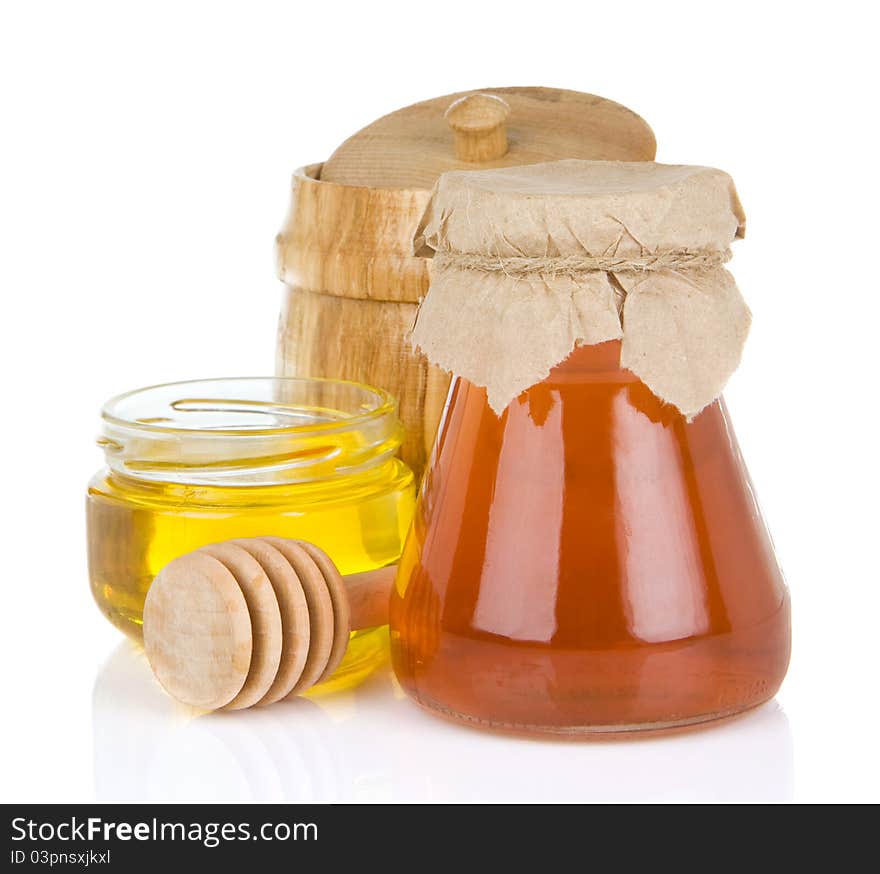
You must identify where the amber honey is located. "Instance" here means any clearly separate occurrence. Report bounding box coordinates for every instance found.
[88,377,415,693]
[390,341,790,734]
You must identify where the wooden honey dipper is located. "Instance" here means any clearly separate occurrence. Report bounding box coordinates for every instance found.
[143,537,396,711]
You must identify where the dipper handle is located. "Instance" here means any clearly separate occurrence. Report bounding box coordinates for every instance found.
[344,564,397,630]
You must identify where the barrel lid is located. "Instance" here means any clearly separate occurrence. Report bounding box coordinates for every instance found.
[321,86,656,190]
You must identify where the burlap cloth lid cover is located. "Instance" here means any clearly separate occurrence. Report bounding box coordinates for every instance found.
[411,159,748,418]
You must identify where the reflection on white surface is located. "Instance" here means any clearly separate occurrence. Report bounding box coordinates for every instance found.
[94,641,794,803]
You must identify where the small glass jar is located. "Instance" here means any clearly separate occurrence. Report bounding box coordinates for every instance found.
[88,377,415,692]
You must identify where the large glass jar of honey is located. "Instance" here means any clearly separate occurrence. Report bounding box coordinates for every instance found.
[389,160,791,734]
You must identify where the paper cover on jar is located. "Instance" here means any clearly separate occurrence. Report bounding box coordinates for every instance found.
[410,159,749,418]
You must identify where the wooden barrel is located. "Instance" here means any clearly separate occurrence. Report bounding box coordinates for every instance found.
[276,164,442,472]
[275,87,656,477]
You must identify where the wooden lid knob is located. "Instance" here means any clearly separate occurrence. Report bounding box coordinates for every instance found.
[319,86,656,189]
[445,93,510,162]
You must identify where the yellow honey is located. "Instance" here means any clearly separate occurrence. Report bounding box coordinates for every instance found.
[87,377,415,693]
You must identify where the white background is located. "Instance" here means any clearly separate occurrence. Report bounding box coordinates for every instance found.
[1,0,877,803]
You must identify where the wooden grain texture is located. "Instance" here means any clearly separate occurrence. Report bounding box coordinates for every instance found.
[276,283,448,476]
[262,538,334,697]
[233,538,310,704]
[295,540,351,683]
[274,87,657,478]
[344,564,396,630]
[276,164,431,304]
[200,542,283,710]
[445,93,511,161]
[321,86,656,188]
[142,537,400,709]
[143,552,252,711]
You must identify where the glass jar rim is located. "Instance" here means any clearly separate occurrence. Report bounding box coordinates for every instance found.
[102,376,397,437]
[98,376,404,487]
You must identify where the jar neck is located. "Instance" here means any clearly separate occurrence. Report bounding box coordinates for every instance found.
[101,421,404,487]
[99,378,404,487]
[543,340,640,384]
[98,457,406,509]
